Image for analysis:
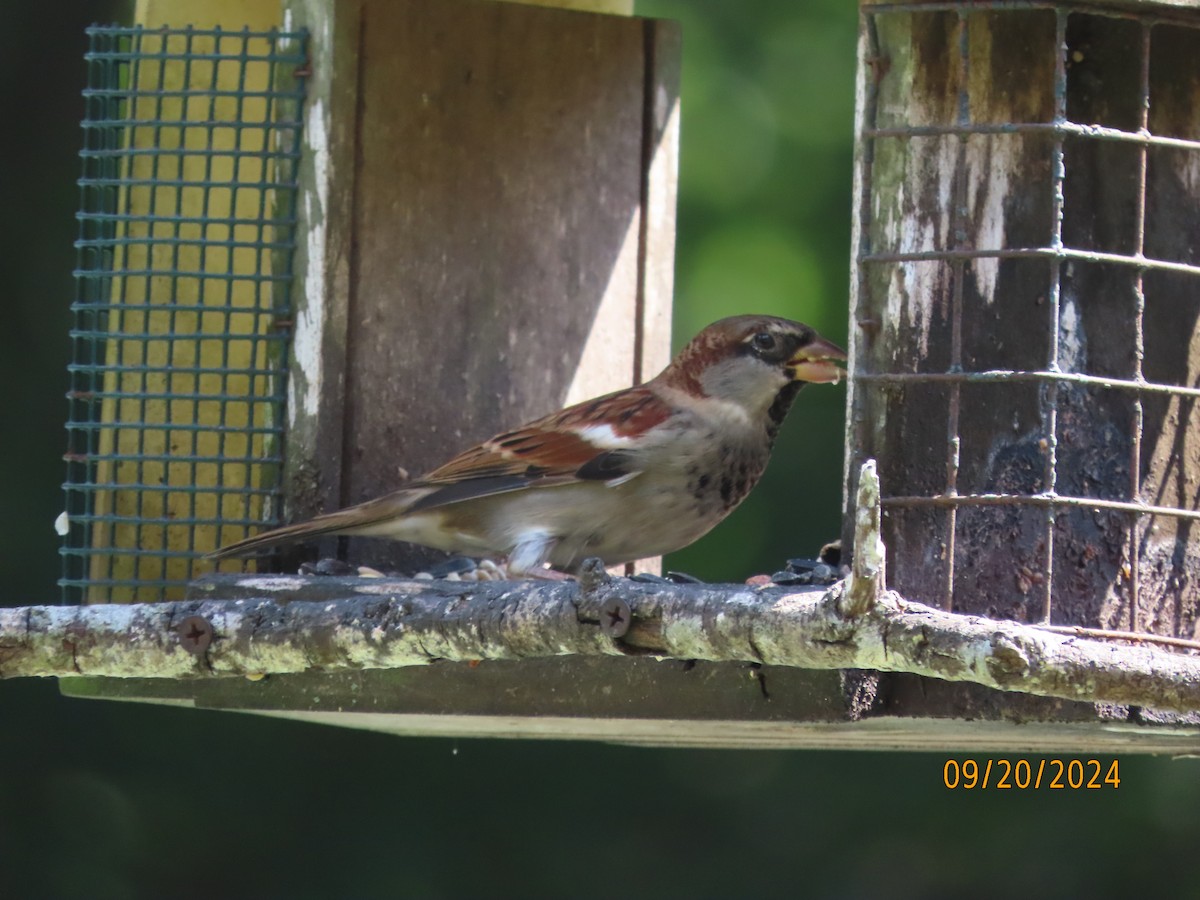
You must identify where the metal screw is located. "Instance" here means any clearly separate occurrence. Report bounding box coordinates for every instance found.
[178,615,213,655]
[599,598,631,638]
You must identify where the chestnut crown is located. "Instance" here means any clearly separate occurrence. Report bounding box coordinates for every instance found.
[657,315,846,412]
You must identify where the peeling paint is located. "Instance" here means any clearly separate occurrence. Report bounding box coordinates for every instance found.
[1057,289,1084,372]
[965,137,1010,306]
[879,132,958,359]
[290,97,329,428]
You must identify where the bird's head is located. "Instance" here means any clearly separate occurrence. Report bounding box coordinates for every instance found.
[658,315,847,419]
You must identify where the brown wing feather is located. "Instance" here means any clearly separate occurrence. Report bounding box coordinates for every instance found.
[425,428,604,482]
[211,386,676,558]
[424,385,673,484]
[552,385,674,436]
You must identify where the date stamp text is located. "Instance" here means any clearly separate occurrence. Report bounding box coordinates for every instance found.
[943,758,1120,790]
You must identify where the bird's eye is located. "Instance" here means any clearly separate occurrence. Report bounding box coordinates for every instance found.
[751,332,777,353]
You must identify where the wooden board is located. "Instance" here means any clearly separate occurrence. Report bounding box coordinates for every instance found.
[55,572,1200,753]
[281,0,679,574]
[59,660,1200,752]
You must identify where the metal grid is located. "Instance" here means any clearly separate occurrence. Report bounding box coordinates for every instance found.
[61,25,308,604]
[852,1,1200,624]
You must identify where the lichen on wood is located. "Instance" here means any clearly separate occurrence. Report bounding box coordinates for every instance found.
[4,568,1200,715]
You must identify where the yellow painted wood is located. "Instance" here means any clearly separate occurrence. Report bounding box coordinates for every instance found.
[89,0,284,601]
[134,0,279,29]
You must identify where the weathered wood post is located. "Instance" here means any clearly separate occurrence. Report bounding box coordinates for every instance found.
[846,0,1200,649]
[279,0,678,574]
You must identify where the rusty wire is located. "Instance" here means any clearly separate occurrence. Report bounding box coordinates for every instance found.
[854,0,1200,627]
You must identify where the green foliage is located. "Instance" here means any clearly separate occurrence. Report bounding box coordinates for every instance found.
[640,0,858,579]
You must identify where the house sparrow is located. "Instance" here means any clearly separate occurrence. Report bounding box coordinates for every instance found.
[211,315,846,575]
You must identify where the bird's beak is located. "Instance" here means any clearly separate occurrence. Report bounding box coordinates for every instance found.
[788,336,848,384]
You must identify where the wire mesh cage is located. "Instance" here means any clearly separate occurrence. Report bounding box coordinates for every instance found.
[849,1,1200,639]
[61,25,308,604]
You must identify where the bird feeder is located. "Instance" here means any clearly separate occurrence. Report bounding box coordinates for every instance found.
[845,0,1200,734]
[62,0,678,603]
[45,0,1200,750]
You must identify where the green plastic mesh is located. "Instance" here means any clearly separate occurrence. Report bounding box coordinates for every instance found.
[61,24,308,604]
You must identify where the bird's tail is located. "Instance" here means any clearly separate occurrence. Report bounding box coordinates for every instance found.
[207,489,425,559]
[207,516,348,560]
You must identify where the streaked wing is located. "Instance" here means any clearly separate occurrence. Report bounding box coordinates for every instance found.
[425,427,604,483]
[403,385,675,513]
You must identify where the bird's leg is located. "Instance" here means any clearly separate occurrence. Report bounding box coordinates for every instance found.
[505,532,572,580]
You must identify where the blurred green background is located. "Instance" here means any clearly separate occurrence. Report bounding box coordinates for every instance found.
[3,1,1199,897]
